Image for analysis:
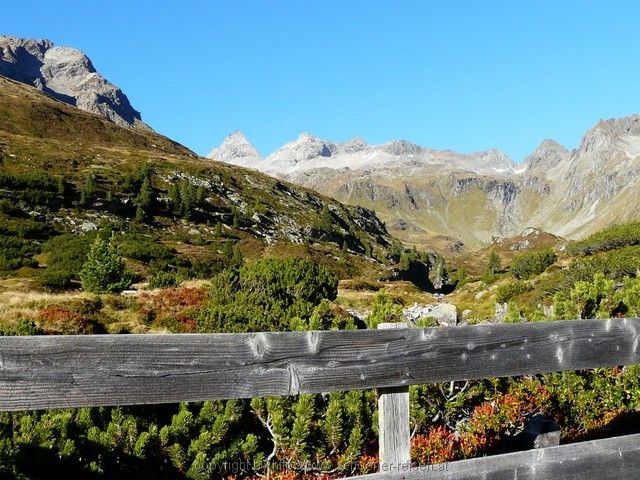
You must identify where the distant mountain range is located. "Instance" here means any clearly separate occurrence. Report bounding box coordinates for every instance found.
[208,115,640,251]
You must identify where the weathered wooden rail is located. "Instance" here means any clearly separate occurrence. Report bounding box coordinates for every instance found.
[1,317,639,478]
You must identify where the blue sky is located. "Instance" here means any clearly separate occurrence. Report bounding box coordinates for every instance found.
[3,1,640,161]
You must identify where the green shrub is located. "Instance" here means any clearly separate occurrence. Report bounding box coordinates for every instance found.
[566,246,640,283]
[495,280,533,303]
[0,171,60,191]
[0,318,43,336]
[15,220,52,239]
[37,268,75,290]
[0,199,23,216]
[365,289,403,329]
[554,272,640,320]
[118,236,175,262]
[510,248,556,279]
[38,233,96,288]
[481,271,500,285]
[198,257,338,333]
[0,235,39,271]
[148,271,181,289]
[569,221,640,255]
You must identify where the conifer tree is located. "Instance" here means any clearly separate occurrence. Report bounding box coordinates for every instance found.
[135,176,154,221]
[168,183,180,214]
[79,173,96,206]
[79,234,133,293]
[488,250,502,274]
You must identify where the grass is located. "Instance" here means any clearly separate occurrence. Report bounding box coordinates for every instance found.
[336,280,437,310]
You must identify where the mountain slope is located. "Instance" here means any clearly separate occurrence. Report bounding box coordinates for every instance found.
[0,75,395,286]
[0,35,147,129]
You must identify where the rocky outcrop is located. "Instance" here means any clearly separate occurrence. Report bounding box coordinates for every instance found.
[403,303,458,327]
[0,35,147,129]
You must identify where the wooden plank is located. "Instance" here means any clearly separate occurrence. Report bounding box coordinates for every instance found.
[377,323,410,472]
[346,433,640,479]
[0,317,639,410]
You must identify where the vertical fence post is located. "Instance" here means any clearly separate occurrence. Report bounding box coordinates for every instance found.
[377,322,410,473]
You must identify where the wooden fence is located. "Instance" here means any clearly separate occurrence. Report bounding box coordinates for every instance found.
[1,317,640,478]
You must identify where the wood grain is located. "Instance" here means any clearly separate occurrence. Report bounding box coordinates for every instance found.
[347,432,640,479]
[377,323,410,472]
[0,317,639,410]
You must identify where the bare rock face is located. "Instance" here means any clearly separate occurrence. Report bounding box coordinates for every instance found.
[0,35,147,129]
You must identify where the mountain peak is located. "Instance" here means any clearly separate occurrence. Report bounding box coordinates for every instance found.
[381,139,421,156]
[0,35,146,129]
[466,148,515,173]
[523,139,569,171]
[207,131,261,164]
[578,114,640,156]
[296,131,320,142]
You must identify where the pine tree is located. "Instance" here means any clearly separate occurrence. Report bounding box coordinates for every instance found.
[135,204,146,223]
[231,245,244,267]
[168,183,180,214]
[138,177,154,209]
[231,207,240,228]
[79,234,133,293]
[488,250,502,274]
[178,183,197,220]
[319,205,334,232]
[79,173,96,206]
[196,186,206,204]
[222,240,234,261]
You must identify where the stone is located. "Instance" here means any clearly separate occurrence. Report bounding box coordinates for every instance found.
[80,221,97,232]
[495,302,509,323]
[516,413,561,449]
[403,303,457,327]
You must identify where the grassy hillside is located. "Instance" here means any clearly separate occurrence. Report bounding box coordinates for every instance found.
[0,76,399,296]
[446,222,640,323]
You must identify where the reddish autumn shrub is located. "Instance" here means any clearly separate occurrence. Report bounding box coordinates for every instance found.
[358,453,379,474]
[411,379,554,463]
[412,425,457,464]
[35,306,93,334]
[138,287,206,332]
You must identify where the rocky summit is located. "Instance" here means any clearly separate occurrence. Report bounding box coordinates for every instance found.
[208,115,640,251]
[0,35,147,129]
